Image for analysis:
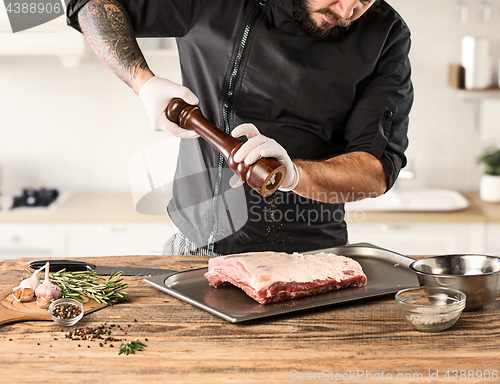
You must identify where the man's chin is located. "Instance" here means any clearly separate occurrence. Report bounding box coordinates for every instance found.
[293,3,349,40]
[298,22,347,40]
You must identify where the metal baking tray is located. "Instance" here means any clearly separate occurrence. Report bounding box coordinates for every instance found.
[143,243,419,323]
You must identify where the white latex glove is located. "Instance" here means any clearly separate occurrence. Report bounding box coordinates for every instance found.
[230,123,299,191]
[138,76,200,138]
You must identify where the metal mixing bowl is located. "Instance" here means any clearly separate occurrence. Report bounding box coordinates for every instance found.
[409,254,500,311]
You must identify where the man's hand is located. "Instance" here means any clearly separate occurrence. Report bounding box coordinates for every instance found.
[230,123,299,191]
[139,76,200,138]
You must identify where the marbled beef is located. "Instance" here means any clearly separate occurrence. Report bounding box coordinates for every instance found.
[204,252,367,304]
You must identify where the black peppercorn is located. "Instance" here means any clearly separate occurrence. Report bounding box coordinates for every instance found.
[52,303,81,319]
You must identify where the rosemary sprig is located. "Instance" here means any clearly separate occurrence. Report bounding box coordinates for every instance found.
[118,340,147,355]
[28,268,128,305]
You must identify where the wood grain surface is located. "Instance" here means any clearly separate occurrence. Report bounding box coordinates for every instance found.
[0,255,499,384]
[0,288,108,326]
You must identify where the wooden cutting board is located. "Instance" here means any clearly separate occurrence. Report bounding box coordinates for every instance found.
[0,288,108,326]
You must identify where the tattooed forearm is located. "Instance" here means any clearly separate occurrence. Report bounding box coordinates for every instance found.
[77,0,153,93]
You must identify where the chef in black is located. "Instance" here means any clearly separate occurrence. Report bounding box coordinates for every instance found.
[66,0,413,255]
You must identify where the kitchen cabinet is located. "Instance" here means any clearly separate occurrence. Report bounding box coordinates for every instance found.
[347,222,486,256]
[0,2,177,68]
[1,192,499,260]
[57,222,175,257]
[0,12,86,67]
[0,222,175,260]
[0,193,177,259]
[0,223,55,259]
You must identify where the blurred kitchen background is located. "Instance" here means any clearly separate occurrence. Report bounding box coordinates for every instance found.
[1,0,500,258]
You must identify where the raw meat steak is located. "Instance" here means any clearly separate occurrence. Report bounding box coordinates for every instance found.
[204,252,367,304]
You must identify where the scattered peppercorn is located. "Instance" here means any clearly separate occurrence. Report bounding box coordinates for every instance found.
[64,323,147,353]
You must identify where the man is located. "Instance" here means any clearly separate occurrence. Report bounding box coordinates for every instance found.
[66,0,413,255]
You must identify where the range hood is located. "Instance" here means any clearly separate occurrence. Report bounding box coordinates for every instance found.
[0,9,86,68]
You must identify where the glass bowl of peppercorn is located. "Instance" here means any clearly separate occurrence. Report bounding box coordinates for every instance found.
[49,298,84,326]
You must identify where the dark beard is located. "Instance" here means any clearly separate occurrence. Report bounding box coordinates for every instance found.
[293,0,351,41]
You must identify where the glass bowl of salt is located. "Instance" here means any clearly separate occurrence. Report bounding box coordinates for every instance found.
[395,287,466,332]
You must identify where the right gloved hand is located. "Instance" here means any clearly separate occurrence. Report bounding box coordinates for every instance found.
[138,76,200,138]
[230,123,300,191]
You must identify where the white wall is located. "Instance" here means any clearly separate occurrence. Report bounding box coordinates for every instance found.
[0,40,182,195]
[1,0,500,196]
[391,0,500,191]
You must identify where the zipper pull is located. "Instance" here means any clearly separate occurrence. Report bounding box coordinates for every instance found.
[207,234,215,254]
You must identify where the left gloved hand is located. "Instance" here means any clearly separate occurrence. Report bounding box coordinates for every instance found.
[230,123,299,191]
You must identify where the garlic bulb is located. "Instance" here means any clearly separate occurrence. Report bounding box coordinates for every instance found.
[19,265,43,290]
[34,262,61,307]
[12,264,45,302]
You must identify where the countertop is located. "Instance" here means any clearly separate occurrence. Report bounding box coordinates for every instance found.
[346,192,500,223]
[0,192,170,223]
[1,191,500,224]
[1,254,499,384]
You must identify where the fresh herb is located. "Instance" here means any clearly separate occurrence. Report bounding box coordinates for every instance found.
[118,340,147,355]
[478,147,500,176]
[28,269,128,305]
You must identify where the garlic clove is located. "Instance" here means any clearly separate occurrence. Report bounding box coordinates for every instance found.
[36,295,50,309]
[12,287,35,302]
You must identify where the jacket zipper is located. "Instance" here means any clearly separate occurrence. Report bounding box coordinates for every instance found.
[207,0,268,253]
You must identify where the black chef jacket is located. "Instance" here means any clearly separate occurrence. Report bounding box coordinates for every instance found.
[67,0,413,255]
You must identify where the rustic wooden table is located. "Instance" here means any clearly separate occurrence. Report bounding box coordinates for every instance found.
[0,255,499,384]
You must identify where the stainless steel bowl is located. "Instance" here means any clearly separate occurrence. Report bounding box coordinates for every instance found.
[409,254,500,311]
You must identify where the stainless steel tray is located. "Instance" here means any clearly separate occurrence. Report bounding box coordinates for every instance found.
[143,243,419,323]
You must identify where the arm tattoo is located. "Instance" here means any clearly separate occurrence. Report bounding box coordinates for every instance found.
[77,0,149,88]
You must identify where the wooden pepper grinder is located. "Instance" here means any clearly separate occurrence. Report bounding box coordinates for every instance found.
[166,98,287,197]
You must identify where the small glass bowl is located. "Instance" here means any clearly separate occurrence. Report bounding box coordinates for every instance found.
[395,287,466,332]
[48,298,84,326]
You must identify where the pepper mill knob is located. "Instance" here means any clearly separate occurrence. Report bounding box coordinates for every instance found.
[166,98,287,197]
